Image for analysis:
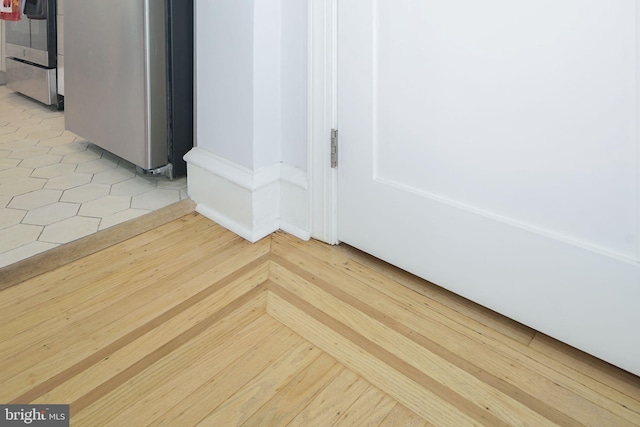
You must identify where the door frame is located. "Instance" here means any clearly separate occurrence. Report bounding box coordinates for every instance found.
[308,0,339,244]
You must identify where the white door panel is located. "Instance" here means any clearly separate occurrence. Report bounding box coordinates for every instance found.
[338,0,640,374]
[375,0,638,258]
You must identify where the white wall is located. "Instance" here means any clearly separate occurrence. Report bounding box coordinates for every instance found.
[195,0,256,169]
[194,0,307,171]
[280,0,308,170]
[253,0,282,169]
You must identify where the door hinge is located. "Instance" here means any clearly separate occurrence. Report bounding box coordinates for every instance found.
[331,129,338,168]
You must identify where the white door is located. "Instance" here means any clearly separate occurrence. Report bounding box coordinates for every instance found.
[338,0,640,375]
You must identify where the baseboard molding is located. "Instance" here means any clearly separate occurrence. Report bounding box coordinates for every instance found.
[280,220,311,241]
[195,203,279,243]
[281,165,311,240]
[185,148,310,242]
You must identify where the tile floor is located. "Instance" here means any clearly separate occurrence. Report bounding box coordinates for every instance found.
[0,86,188,268]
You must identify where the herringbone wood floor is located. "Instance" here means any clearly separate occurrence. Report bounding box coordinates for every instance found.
[1,212,638,426]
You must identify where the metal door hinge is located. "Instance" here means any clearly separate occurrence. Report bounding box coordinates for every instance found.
[331,129,338,168]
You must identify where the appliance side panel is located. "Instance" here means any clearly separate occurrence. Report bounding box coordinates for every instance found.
[64,0,148,167]
[145,0,168,169]
[166,0,194,177]
[46,0,57,67]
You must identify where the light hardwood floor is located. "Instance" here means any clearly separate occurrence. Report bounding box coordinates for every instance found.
[1,212,638,426]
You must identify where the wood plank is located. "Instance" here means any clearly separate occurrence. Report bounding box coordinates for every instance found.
[332,385,398,426]
[71,313,289,426]
[268,266,556,427]
[240,352,343,426]
[196,340,324,426]
[0,234,265,385]
[0,199,196,291]
[107,310,281,425]
[2,247,271,402]
[31,268,269,405]
[270,241,640,426]
[286,368,370,427]
[267,286,482,426]
[378,404,431,427]
[151,324,309,426]
[529,332,640,401]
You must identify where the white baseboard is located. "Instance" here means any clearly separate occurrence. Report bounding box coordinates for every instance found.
[195,203,279,243]
[280,163,311,240]
[185,147,310,242]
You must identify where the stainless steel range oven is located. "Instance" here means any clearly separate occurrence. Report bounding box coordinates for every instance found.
[4,0,60,107]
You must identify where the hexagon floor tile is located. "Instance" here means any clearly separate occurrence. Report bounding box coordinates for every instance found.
[0,86,189,268]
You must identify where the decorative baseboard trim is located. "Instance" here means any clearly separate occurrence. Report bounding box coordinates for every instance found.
[184,148,281,191]
[280,163,310,240]
[185,148,310,242]
[195,203,279,243]
[280,220,311,241]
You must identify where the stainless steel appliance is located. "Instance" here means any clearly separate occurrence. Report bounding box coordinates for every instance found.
[4,0,60,106]
[64,0,193,177]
